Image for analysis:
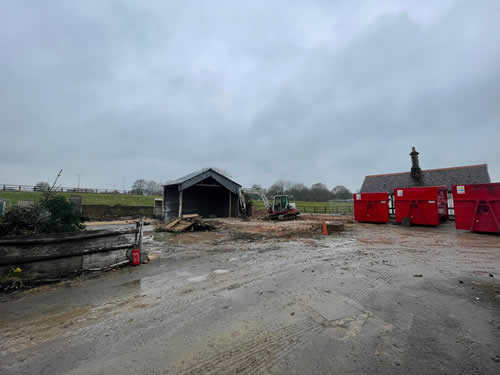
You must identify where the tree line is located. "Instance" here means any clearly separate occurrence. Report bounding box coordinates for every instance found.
[35,177,352,201]
[130,179,163,195]
[256,180,353,201]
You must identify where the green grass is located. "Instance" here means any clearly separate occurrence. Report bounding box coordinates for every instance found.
[0,191,353,214]
[0,191,161,207]
[251,199,353,214]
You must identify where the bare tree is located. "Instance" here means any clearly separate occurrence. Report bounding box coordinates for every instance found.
[34,182,50,191]
[132,179,163,195]
[131,179,147,195]
[145,180,162,195]
[267,180,293,196]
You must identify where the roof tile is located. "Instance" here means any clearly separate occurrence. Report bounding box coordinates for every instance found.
[360,164,490,193]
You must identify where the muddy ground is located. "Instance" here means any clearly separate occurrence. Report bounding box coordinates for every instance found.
[1,217,499,374]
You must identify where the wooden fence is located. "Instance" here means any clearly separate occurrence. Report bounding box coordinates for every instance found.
[0,224,143,288]
[1,184,141,195]
[298,204,354,215]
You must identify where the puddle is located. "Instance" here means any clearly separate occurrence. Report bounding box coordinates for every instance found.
[0,306,90,335]
[213,269,230,275]
[187,275,208,283]
[115,279,141,289]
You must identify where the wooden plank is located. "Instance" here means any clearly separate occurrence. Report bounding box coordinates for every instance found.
[0,228,137,245]
[182,214,200,219]
[0,232,135,266]
[167,220,194,233]
[82,248,129,271]
[166,218,181,229]
[0,256,83,280]
[0,248,130,280]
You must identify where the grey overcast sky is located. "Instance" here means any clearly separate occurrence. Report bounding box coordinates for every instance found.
[1,0,499,191]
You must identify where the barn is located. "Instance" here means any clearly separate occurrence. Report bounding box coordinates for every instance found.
[360,147,491,193]
[163,169,241,221]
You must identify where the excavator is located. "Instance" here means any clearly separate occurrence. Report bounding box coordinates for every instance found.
[239,188,299,220]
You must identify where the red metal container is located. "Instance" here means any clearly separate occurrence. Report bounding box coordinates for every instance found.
[452,183,500,233]
[394,186,448,226]
[353,192,389,223]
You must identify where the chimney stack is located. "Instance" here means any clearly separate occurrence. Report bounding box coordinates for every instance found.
[410,147,422,181]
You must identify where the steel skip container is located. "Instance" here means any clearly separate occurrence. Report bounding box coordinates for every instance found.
[353,192,389,223]
[452,183,500,233]
[394,186,448,226]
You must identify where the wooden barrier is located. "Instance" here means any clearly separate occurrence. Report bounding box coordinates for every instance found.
[0,226,141,284]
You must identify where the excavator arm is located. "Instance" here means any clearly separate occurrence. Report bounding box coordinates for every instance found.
[239,188,270,215]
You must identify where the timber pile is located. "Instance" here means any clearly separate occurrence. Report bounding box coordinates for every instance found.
[164,214,215,233]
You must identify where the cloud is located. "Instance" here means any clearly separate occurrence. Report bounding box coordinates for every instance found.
[0,0,498,190]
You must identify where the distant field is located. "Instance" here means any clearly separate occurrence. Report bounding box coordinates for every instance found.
[0,191,353,214]
[0,191,160,207]
[252,199,353,214]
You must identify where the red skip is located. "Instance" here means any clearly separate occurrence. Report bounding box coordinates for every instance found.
[353,192,389,223]
[394,186,448,226]
[453,183,500,233]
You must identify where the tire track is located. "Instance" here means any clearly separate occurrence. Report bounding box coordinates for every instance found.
[325,268,398,320]
[354,268,398,303]
[244,325,323,375]
[177,318,321,375]
[151,267,290,320]
[247,313,371,375]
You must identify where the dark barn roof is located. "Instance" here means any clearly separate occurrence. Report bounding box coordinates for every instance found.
[164,168,241,194]
[360,164,491,193]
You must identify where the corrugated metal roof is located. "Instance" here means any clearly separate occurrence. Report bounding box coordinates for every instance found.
[360,164,490,193]
[164,168,241,194]
[165,170,205,186]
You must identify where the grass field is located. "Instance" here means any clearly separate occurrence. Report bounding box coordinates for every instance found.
[252,199,353,214]
[0,191,161,207]
[0,191,353,214]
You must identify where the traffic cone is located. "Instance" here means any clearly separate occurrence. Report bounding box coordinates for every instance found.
[322,220,328,235]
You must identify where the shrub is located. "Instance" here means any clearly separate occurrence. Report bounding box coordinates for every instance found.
[0,192,84,236]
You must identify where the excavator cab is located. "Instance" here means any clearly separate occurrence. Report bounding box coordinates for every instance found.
[269,195,298,219]
[272,195,289,214]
